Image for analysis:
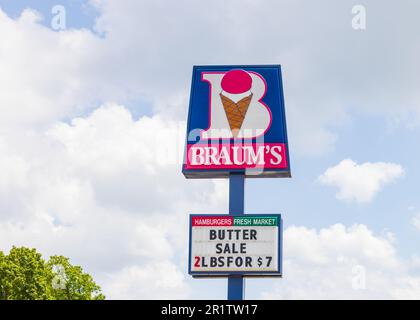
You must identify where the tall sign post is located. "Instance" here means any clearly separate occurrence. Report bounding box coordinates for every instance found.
[228,174,245,300]
[183,65,290,300]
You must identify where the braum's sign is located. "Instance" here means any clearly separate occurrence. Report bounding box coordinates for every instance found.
[189,214,282,276]
[183,65,291,178]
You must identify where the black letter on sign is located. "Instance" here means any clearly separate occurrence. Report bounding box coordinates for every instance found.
[250,229,257,240]
[245,257,252,267]
[210,229,217,240]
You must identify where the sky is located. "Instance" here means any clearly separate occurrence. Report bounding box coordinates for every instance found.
[0,0,420,299]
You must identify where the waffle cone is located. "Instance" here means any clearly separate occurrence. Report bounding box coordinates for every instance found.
[220,93,253,138]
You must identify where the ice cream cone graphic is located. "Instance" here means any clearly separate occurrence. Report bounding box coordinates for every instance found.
[220,70,253,138]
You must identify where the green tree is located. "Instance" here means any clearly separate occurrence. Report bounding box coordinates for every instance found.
[47,255,105,300]
[0,246,104,300]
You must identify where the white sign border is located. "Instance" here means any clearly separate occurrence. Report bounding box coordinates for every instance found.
[188,213,282,278]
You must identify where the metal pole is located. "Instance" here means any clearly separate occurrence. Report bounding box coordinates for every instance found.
[227,173,245,300]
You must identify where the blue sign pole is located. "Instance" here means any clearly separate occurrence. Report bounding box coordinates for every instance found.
[227,173,245,300]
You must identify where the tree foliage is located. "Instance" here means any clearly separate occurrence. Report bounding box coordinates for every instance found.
[0,247,104,300]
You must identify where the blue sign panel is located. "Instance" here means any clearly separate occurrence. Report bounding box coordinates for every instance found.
[183,65,291,178]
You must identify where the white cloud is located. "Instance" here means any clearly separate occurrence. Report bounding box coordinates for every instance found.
[0,103,418,299]
[90,0,420,152]
[0,104,226,298]
[0,9,102,130]
[286,224,399,268]
[412,213,420,231]
[319,159,404,203]
[46,104,225,214]
[102,262,190,299]
[260,224,420,299]
[3,2,420,153]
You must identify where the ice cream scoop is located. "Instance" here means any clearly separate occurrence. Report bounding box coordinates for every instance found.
[220,70,253,138]
[221,69,252,94]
